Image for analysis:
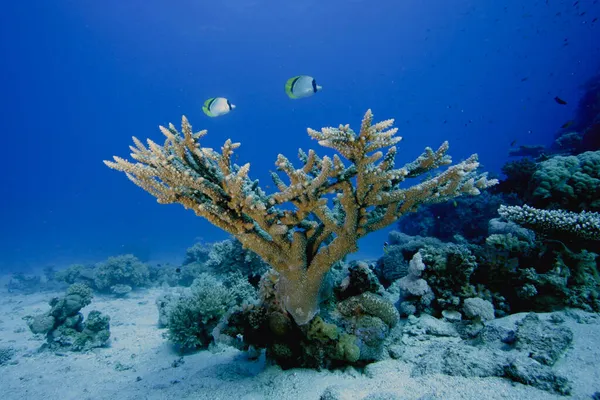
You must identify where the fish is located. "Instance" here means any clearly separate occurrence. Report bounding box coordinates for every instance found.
[383,242,389,254]
[554,96,568,105]
[510,139,517,147]
[285,75,322,99]
[202,97,236,117]
[175,268,181,273]
[561,120,574,129]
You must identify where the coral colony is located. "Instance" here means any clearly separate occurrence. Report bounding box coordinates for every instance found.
[104,110,497,325]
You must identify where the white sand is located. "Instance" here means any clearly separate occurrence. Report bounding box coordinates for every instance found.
[1,285,598,400]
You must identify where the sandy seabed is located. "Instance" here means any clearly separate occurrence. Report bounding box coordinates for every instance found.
[1,284,599,400]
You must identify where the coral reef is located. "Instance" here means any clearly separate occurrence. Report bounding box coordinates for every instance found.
[419,243,479,311]
[203,238,270,279]
[401,312,574,395]
[54,255,150,293]
[499,204,600,241]
[214,265,399,369]
[162,273,256,350]
[94,254,150,292]
[25,284,111,351]
[473,230,600,313]
[392,252,433,316]
[495,157,538,198]
[182,242,211,266]
[462,297,495,321]
[397,192,511,244]
[553,72,600,154]
[55,263,96,286]
[105,110,497,325]
[528,151,600,212]
[374,232,443,286]
[150,238,269,287]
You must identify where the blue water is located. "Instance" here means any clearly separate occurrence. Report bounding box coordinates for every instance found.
[1,0,598,271]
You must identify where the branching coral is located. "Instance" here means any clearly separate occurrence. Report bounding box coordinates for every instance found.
[499,204,600,240]
[104,109,497,324]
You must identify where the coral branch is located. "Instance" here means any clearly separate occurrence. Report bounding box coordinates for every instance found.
[104,109,497,324]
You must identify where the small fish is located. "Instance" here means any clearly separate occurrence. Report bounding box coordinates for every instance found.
[175,268,181,273]
[202,97,236,117]
[520,77,529,82]
[452,200,458,207]
[383,241,389,254]
[561,120,574,129]
[285,75,322,99]
[554,96,568,105]
[510,139,517,147]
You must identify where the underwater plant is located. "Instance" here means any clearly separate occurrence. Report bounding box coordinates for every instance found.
[104,109,497,325]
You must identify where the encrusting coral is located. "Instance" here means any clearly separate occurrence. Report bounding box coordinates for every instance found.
[104,109,497,325]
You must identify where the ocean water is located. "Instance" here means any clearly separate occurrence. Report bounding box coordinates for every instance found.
[1,0,598,271]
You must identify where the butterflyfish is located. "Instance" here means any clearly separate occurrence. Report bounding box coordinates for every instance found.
[202,97,236,117]
[285,75,322,99]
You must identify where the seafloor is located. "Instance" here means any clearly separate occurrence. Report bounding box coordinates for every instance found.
[1,283,599,400]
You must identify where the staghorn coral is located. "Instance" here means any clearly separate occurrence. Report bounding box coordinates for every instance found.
[104,109,497,325]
